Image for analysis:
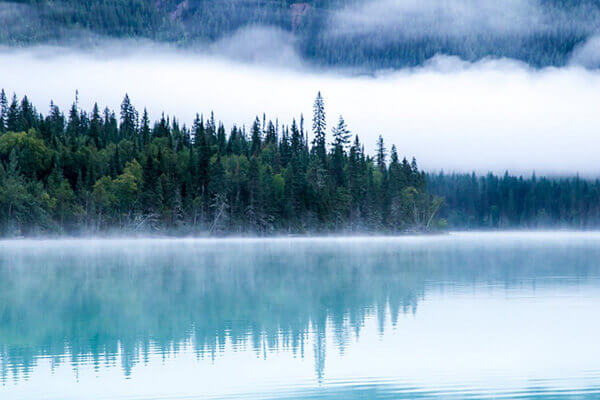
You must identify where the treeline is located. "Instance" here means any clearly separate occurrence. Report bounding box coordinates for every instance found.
[2,0,600,69]
[0,90,440,236]
[428,172,600,229]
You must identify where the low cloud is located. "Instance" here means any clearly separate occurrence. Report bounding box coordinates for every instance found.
[327,0,598,40]
[208,25,303,67]
[570,35,600,68]
[1,46,600,176]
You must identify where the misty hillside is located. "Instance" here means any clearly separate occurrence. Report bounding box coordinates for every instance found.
[2,0,600,69]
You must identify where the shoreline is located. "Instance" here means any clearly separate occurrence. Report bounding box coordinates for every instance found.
[3,230,600,244]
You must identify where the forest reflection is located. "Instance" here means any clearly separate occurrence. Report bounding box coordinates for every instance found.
[1,236,599,383]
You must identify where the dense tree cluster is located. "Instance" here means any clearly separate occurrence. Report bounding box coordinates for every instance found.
[1,0,599,69]
[0,90,439,236]
[428,172,600,229]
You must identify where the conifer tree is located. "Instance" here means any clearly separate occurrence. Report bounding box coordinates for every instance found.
[66,99,80,141]
[46,101,65,144]
[140,108,151,146]
[90,103,102,147]
[7,94,20,133]
[0,89,8,133]
[376,135,386,171]
[119,94,138,139]
[331,115,351,150]
[331,115,350,186]
[311,92,327,164]
[251,117,262,156]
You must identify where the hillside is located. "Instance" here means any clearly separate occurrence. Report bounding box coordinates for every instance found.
[1,0,600,69]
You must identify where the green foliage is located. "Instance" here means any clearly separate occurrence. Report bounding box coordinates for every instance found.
[0,91,437,235]
[0,130,53,179]
[428,172,600,228]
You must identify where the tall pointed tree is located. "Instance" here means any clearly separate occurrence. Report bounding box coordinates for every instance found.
[119,94,138,139]
[331,115,351,186]
[0,89,8,133]
[6,94,21,133]
[140,108,151,146]
[331,115,351,150]
[376,135,387,171]
[311,92,327,164]
[251,116,262,156]
[90,103,102,147]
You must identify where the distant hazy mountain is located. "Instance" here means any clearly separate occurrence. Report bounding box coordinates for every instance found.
[2,0,600,69]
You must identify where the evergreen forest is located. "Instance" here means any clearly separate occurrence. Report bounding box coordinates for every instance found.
[0,90,443,236]
[2,0,600,69]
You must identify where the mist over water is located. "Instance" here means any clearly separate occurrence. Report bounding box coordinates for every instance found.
[1,233,600,399]
[2,1,600,398]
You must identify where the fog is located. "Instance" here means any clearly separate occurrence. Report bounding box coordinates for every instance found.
[328,0,599,39]
[2,43,600,175]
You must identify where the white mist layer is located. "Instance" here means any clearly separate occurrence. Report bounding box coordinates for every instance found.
[2,46,600,175]
[329,0,543,38]
[327,0,599,40]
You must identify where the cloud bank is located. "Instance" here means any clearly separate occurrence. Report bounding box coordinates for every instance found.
[208,26,302,67]
[1,45,600,175]
[327,0,598,39]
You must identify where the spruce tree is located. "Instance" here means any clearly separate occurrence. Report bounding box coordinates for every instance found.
[331,115,351,150]
[311,92,327,164]
[140,108,151,146]
[119,94,138,139]
[66,99,80,141]
[251,116,262,156]
[46,101,65,144]
[376,135,386,171]
[0,89,8,133]
[7,94,20,133]
[331,115,350,187]
[90,103,102,147]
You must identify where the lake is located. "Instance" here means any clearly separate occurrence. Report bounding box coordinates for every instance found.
[1,232,600,399]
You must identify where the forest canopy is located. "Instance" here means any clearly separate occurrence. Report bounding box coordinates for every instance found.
[0,90,442,236]
[0,90,599,236]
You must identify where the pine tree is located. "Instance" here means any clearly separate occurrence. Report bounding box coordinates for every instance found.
[265,121,277,144]
[331,116,350,187]
[20,96,36,131]
[331,115,350,149]
[90,103,102,147]
[251,116,262,156]
[376,135,386,171]
[46,101,65,144]
[103,108,118,144]
[217,123,227,155]
[7,94,20,133]
[0,89,8,133]
[66,99,80,141]
[311,92,327,164]
[119,94,138,139]
[140,108,151,146]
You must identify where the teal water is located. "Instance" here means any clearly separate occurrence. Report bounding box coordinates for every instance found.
[1,233,600,399]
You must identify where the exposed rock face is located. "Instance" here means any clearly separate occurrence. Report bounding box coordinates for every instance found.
[290,3,311,32]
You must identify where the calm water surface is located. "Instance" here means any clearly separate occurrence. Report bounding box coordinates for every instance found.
[1,232,600,399]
